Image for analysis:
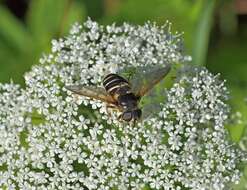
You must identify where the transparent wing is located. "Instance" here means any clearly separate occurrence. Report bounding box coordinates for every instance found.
[65,85,116,104]
[131,64,171,97]
[139,86,167,120]
[141,102,163,120]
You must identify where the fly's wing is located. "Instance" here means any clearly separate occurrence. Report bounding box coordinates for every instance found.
[131,64,171,98]
[141,102,163,120]
[65,85,116,104]
[139,85,167,120]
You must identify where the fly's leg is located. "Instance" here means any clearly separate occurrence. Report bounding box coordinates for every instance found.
[131,119,136,127]
[117,114,123,121]
[106,103,119,117]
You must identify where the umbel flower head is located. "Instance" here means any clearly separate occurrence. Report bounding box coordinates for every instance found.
[0,18,245,190]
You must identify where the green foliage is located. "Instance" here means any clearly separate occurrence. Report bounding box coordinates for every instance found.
[27,0,85,42]
[0,0,85,85]
[192,0,216,66]
[83,0,104,20]
[102,0,204,55]
[0,5,30,53]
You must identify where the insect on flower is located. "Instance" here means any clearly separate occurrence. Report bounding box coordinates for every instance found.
[66,65,171,122]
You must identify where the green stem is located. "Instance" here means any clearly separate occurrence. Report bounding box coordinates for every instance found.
[58,0,73,37]
[192,0,216,66]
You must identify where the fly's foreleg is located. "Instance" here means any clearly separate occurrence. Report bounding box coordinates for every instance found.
[106,103,119,116]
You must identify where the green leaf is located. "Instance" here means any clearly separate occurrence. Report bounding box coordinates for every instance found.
[102,0,205,55]
[0,5,30,53]
[0,1,86,85]
[83,0,104,20]
[27,0,66,39]
[27,0,85,48]
[192,0,216,66]
[0,44,22,83]
[60,0,86,35]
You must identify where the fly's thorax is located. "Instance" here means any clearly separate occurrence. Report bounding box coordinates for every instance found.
[118,93,142,122]
[117,93,138,110]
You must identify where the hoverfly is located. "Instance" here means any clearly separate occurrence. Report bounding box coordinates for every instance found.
[65,65,171,122]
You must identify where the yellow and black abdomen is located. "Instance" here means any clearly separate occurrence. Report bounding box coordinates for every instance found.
[103,74,131,99]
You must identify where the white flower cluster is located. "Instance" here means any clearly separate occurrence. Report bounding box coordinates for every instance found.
[0,19,244,190]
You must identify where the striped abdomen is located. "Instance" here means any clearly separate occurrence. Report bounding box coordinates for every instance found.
[103,74,131,99]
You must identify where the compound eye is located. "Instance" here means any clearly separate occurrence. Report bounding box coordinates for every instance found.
[122,111,132,121]
[133,109,142,119]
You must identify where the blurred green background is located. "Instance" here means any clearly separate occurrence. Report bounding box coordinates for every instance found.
[0,0,247,189]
